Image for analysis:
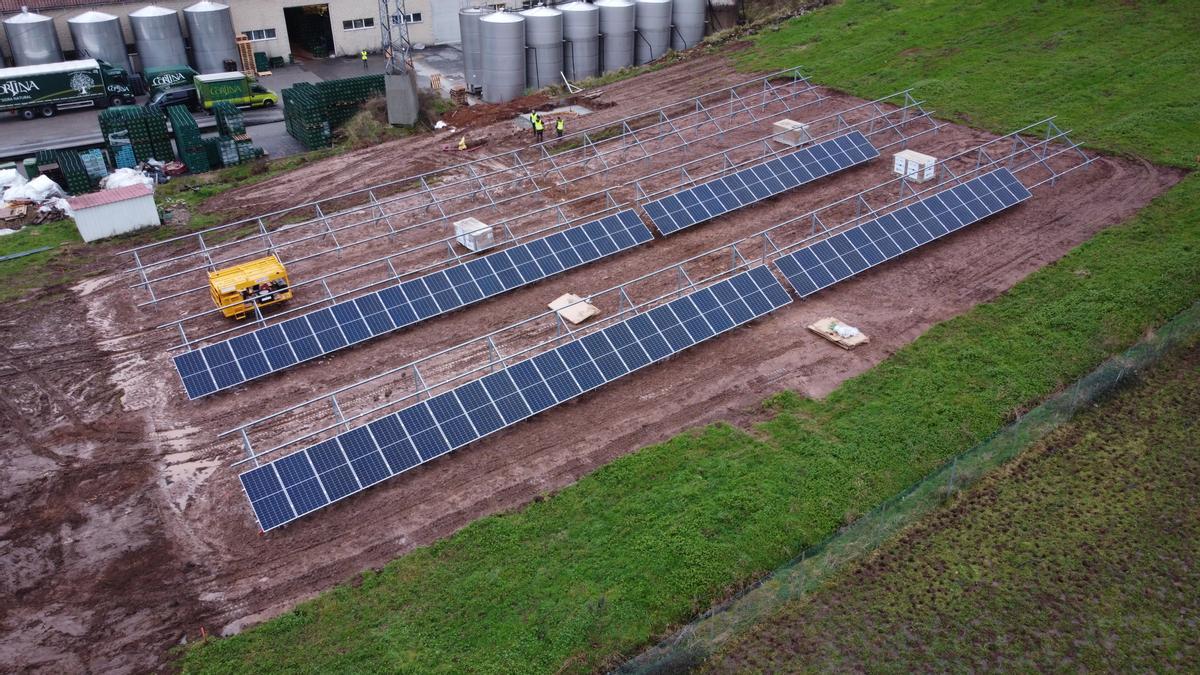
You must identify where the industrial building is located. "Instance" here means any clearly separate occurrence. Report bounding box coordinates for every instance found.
[0,0,528,70]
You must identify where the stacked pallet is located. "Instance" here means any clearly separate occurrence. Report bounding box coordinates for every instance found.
[283,74,386,150]
[99,106,175,165]
[213,101,247,138]
[167,105,211,174]
[35,149,92,195]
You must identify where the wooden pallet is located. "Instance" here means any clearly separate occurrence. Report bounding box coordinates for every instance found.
[807,317,869,350]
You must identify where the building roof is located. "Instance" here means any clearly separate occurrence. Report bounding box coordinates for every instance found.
[68,183,154,210]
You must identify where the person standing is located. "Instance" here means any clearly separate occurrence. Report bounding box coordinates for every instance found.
[555,117,565,138]
[361,49,369,69]
[528,111,540,140]
[533,116,545,142]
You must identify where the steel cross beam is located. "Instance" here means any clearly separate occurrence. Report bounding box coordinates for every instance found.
[165,92,930,348]
[120,67,814,280]
[224,120,1092,465]
[132,77,823,304]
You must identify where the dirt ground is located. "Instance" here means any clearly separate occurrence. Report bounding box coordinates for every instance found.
[0,52,1185,673]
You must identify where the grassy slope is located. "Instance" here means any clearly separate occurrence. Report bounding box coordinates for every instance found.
[0,220,83,303]
[184,1,1200,672]
[709,337,1200,672]
[740,0,1200,168]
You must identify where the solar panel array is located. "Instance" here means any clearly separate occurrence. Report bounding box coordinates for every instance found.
[239,266,792,531]
[174,211,654,400]
[773,168,1031,298]
[642,131,879,236]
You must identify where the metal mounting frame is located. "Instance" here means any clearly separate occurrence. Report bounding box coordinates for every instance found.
[164,91,939,352]
[224,118,1091,468]
[121,68,815,295]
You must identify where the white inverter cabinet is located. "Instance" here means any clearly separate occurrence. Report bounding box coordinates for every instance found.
[454,216,495,252]
[892,149,937,183]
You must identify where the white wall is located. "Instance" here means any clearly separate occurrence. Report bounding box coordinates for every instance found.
[73,195,160,243]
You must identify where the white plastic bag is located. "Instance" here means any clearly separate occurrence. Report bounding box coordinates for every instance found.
[0,168,26,194]
[101,168,155,191]
[3,174,67,203]
[833,323,861,339]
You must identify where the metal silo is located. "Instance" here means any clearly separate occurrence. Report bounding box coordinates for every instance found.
[480,11,525,104]
[184,1,238,74]
[458,7,489,94]
[671,0,706,51]
[4,10,64,67]
[596,0,634,74]
[130,6,188,71]
[68,11,131,71]
[521,6,563,90]
[635,0,672,65]
[560,1,599,82]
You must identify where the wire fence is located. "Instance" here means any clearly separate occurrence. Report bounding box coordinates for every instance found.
[617,299,1200,674]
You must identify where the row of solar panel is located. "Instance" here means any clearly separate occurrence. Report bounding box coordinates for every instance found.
[174,210,654,400]
[642,131,880,236]
[773,168,1031,298]
[239,266,793,531]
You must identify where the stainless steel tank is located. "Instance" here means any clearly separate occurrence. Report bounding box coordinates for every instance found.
[480,11,526,104]
[131,6,188,71]
[671,0,706,51]
[596,0,634,74]
[458,7,489,94]
[560,1,599,82]
[68,11,131,71]
[520,6,563,90]
[4,10,64,67]
[635,0,672,65]
[184,1,238,74]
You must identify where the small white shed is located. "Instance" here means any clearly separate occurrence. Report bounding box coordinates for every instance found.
[67,184,159,243]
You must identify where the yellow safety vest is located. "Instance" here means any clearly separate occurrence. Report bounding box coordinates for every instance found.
[556,119,564,131]
[534,119,544,131]
[361,50,368,60]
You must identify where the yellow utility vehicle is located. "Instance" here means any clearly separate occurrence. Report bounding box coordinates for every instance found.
[208,255,292,319]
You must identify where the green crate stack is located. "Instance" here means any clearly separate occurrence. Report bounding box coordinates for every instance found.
[167,105,210,173]
[213,101,247,137]
[282,82,330,150]
[98,106,176,164]
[144,110,175,162]
[203,136,224,169]
[282,75,385,150]
[35,149,91,195]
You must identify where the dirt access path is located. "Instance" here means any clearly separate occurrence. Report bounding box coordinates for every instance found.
[0,52,1185,672]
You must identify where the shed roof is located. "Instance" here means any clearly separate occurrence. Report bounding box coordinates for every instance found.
[68,183,154,211]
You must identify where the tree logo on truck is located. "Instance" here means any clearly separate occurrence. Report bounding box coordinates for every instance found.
[69,72,96,95]
[0,79,39,97]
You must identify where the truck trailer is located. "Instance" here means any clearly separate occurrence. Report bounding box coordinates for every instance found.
[0,59,135,120]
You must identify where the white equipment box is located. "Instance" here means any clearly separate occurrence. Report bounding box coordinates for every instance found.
[454,217,495,252]
[892,149,937,183]
[772,119,812,147]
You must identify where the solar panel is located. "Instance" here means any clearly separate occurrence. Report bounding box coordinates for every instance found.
[773,168,1031,298]
[174,210,654,400]
[239,265,792,531]
[643,131,880,236]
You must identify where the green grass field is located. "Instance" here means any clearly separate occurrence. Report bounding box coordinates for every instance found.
[708,335,1200,672]
[183,1,1199,671]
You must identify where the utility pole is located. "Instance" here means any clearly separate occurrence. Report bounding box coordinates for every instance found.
[378,0,419,124]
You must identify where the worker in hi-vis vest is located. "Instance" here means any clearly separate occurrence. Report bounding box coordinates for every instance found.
[533,116,545,142]
[529,111,540,140]
[361,50,368,68]
[556,118,565,138]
